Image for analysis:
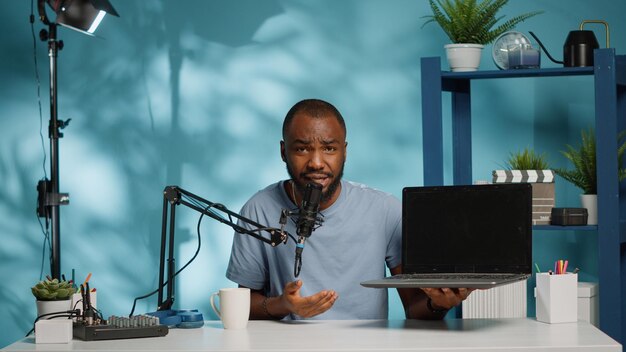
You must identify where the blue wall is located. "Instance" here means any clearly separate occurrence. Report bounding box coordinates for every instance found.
[1,0,625,347]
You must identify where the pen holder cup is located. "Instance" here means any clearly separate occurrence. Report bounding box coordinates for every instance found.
[536,272,578,323]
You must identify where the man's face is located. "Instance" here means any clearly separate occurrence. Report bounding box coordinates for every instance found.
[281,113,347,205]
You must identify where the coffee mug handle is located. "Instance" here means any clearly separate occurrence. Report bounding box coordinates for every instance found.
[210,292,221,319]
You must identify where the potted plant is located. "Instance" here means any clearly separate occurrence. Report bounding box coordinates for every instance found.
[32,278,77,319]
[555,128,626,225]
[505,147,550,170]
[492,147,554,225]
[423,0,542,71]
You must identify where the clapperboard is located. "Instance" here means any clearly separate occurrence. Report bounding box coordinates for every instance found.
[492,170,555,225]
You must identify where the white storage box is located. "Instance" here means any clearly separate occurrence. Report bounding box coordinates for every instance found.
[35,319,72,344]
[578,282,598,327]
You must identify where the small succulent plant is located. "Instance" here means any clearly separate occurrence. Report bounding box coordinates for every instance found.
[31,278,77,301]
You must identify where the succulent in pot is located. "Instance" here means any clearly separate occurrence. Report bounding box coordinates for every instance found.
[31,278,77,301]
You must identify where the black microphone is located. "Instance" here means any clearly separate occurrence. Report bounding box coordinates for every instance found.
[294,182,323,277]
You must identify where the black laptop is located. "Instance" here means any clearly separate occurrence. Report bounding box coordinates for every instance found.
[361,183,532,289]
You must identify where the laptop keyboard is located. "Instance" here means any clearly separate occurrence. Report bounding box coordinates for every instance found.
[393,273,520,280]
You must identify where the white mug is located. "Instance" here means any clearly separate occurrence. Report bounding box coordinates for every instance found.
[210,288,250,329]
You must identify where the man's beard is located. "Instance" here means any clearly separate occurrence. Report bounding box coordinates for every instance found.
[286,163,344,204]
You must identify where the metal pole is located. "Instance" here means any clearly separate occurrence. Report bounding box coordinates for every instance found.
[48,23,61,280]
[157,195,168,308]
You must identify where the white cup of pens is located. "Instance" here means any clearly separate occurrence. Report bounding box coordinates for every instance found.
[536,260,578,324]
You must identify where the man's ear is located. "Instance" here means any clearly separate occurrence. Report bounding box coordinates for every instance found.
[280,140,286,162]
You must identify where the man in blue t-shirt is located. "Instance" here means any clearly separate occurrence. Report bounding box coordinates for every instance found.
[226,99,472,320]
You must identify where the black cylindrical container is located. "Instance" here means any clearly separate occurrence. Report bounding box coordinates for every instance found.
[563,30,599,67]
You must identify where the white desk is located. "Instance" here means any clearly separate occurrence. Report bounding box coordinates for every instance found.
[2,319,621,352]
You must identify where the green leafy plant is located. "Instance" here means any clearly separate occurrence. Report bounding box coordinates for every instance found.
[423,0,543,44]
[555,128,626,195]
[31,278,76,301]
[506,148,550,170]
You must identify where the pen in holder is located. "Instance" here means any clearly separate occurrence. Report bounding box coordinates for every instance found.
[536,272,578,323]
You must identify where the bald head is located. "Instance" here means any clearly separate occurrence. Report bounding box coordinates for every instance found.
[282,99,346,140]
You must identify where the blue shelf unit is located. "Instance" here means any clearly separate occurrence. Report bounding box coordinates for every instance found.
[420,48,626,343]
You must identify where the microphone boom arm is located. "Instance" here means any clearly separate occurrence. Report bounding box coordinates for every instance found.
[156,185,289,311]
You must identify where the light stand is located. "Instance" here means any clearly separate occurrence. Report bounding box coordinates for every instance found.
[35,0,119,279]
[36,9,70,281]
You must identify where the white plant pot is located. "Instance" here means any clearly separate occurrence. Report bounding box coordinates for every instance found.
[445,43,484,72]
[36,299,72,319]
[580,194,597,225]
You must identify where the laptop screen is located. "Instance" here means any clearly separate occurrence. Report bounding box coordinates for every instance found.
[402,183,532,274]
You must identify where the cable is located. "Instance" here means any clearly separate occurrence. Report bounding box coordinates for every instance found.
[30,0,47,179]
[294,250,303,278]
[72,298,82,310]
[26,310,81,337]
[128,204,208,317]
[31,0,51,282]
[128,193,298,316]
[36,215,51,281]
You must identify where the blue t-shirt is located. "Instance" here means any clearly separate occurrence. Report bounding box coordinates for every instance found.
[226,180,402,320]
